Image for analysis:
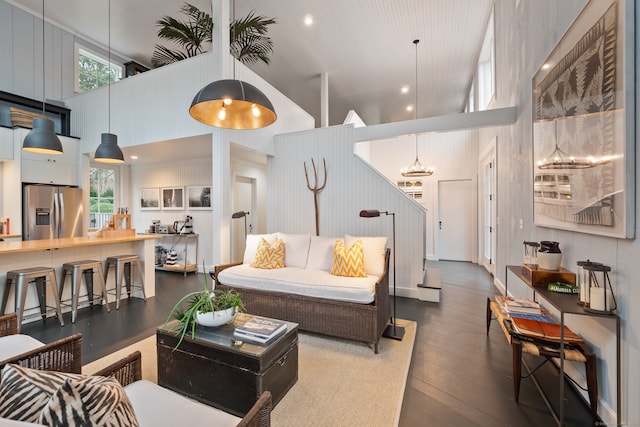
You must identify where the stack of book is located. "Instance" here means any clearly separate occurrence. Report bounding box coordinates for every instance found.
[495,295,541,315]
[509,316,583,346]
[234,316,288,345]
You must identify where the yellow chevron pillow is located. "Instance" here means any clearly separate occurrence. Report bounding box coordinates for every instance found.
[250,238,285,269]
[331,239,366,277]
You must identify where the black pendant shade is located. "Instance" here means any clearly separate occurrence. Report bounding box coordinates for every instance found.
[23,117,63,155]
[95,133,124,164]
[189,79,277,129]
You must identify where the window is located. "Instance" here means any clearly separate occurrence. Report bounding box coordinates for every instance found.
[89,165,118,230]
[75,44,122,93]
[477,6,495,110]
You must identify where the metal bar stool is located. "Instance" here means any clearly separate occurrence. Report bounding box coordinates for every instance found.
[59,260,111,323]
[104,255,146,309]
[1,267,64,332]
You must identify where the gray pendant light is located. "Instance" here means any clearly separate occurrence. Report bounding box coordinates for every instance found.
[23,0,63,155]
[189,0,276,130]
[95,0,124,164]
[95,133,124,163]
[400,39,433,178]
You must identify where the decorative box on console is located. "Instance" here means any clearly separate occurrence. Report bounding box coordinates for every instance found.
[521,264,576,287]
[157,315,298,417]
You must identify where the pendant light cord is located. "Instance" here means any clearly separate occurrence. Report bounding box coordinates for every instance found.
[414,39,419,159]
[232,0,236,78]
[41,0,45,116]
[108,0,111,133]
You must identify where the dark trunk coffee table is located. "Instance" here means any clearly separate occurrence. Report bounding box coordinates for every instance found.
[157,313,298,416]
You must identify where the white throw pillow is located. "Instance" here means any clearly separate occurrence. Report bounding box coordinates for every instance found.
[277,233,311,268]
[345,235,388,277]
[243,233,277,265]
[306,236,343,271]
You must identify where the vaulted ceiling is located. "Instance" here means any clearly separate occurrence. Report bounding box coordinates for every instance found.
[9,0,492,126]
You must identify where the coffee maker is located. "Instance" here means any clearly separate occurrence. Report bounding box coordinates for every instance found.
[174,215,193,234]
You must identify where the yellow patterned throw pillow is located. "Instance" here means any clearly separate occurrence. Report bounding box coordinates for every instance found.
[331,239,366,277]
[250,238,285,269]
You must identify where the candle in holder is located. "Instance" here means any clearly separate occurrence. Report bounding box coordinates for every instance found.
[589,287,614,312]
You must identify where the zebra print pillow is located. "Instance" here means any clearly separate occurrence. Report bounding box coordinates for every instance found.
[0,364,139,426]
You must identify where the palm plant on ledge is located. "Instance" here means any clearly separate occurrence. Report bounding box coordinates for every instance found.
[165,261,244,348]
[151,2,277,68]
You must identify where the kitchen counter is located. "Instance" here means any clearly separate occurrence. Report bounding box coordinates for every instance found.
[0,234,162,323]
[0,234,159,254]
[0,234,21,240]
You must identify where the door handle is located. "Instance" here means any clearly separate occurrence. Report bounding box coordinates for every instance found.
[439,221,442,230]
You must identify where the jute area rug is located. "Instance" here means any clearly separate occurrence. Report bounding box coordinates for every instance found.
[83,319,416,427]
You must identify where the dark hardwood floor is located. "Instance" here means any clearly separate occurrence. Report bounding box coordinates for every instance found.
[20,263,596,426]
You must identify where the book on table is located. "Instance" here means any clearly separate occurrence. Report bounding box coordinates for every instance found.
[495,295,541,314]
[510,317,583,344]
[234,315,287,345]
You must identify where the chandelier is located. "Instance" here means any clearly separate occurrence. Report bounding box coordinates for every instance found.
[400,40,433,178]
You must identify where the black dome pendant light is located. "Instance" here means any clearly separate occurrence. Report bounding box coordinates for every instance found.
[189,0,276,130]
[95,0,124,164]
[22,0,63,155]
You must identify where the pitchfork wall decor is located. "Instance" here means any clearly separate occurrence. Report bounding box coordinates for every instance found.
[304,158,327,236]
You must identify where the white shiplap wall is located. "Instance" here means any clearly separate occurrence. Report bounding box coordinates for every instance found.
[366,130,479,260]
[267,125,426,297]
[129,158,213,269]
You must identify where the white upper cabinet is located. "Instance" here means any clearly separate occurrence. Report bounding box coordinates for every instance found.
[0,127,13,160]
[17,128,79,186]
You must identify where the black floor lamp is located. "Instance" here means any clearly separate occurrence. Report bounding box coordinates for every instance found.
[232,210,250,240]
[359,209,405,340]
[232,210,250,261]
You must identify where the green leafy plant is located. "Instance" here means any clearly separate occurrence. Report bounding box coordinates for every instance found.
[164,262,244,348]
[151,2,276,68]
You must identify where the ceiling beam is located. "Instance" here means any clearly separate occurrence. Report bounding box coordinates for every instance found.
[353,107,517,142]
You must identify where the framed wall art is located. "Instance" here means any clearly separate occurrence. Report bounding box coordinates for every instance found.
[161,187,185,210]
[187,185,212,210]
[532,0,634,238]
[139,188,160,210]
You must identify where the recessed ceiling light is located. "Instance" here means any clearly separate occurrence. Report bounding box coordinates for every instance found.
[130,155,138,160]
[401,86,409,94]
[304,15,313,26]
[542,63,552,70]
[406,105,413,112]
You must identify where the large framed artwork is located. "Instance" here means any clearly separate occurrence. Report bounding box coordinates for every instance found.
[161,187,185,210]
[139,188,160,210]
[532,0,634,238]
[187,185,212,210]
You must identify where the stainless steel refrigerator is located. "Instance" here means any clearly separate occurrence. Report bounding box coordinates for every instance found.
[23,184,84,240]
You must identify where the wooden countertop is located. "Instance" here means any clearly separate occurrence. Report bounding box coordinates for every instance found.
[0,234,161,255]
[0,234,21,239]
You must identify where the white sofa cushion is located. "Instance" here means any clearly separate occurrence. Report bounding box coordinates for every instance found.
[124,380,240,427]
[277,233,311,268]
[218,264,377,304]
[345,235,388,277]
[0,335,44,361]
[306,236,343,271]
[243,233,277,265]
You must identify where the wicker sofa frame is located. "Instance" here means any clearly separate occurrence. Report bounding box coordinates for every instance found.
[0,313,83,373]
[214,249,391,354]
[94,351,272,427]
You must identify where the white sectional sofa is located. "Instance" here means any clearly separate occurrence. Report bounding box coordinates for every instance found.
[215,233,391,353]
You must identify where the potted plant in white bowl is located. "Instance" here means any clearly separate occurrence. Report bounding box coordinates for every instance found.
[165,262,244,348]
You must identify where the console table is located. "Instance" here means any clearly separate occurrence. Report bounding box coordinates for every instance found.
[141,233,198,276]
[504,265,621,427]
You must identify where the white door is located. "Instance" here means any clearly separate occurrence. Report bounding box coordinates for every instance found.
[232,176,254,263]
[438,179,474,261]
[480,144,497,276]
